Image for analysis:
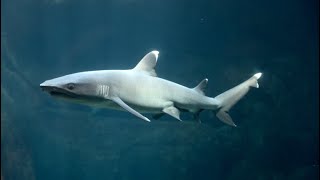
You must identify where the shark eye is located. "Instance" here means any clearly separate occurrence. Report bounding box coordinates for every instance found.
[67,83,75,90]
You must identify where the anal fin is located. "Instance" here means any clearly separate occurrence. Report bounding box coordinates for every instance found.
[193,109,203,123]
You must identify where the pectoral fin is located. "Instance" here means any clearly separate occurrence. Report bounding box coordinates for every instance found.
[163,106,181,121]
[111,96,151,122]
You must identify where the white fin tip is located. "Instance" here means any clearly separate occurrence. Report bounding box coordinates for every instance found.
[254,72,262,79]
[151,50,159,59]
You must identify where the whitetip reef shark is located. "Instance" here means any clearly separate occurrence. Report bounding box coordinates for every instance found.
[40,50,262,127]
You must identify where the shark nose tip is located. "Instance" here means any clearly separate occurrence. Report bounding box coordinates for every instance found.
[40,81,49,91]
[40,81,48,87]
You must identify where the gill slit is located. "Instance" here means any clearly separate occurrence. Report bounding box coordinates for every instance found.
[97,85,110,98]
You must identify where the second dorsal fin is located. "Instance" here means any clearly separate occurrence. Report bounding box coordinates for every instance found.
[132,50,159,77]
[193,78,208,95]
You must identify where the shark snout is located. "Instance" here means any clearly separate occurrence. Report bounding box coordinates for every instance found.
[40,82,47,87]
[40,81,57,92]
[40,81,50,90]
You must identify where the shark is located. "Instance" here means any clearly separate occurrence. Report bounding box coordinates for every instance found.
[40,50,262,127]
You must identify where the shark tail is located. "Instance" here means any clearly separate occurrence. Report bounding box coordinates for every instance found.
[213,72,262,127]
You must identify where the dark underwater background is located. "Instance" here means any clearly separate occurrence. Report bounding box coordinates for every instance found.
[1,0,319,179]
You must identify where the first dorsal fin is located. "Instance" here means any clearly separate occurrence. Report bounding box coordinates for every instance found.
[193,78,208,95]
[132,50,159,77]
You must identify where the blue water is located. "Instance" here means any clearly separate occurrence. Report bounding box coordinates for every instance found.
[1,0,319,179]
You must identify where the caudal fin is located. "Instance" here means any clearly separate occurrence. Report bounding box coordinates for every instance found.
[214,72,262,127]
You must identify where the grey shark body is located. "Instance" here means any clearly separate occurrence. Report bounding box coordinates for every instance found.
[40,51,262,126]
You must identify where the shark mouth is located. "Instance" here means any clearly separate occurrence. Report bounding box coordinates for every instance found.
[49,91,68,96]
[40,85,76,98]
